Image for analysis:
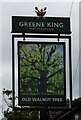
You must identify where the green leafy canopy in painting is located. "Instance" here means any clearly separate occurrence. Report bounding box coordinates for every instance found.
[19,42,65,96]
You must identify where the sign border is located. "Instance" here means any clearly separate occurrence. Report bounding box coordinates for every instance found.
[18,41,66,106]
[12,16,71,34]
[12,34,72,110]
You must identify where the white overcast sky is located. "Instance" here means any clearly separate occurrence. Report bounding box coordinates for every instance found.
[0,0,80,119]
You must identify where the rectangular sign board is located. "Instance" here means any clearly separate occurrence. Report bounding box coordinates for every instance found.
[12,16,71,34]
[18,41,66,106]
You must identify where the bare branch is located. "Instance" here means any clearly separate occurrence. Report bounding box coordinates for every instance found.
[48,68,64,79]
[21,75,39,80]
[46,46,56,63]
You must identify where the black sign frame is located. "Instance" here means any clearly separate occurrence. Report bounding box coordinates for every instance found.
[18,41,66,106]
[12,34,72,111]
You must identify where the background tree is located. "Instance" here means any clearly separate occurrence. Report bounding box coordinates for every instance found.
[19,43,64,95]
[2,88,39,120]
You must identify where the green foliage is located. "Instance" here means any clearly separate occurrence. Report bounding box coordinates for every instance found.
[2,88,39,120]
[19,43,65,95]
[4,110,39,120]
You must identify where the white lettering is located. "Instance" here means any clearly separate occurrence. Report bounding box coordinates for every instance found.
[52,98,63,102]
[19,22,24,27]
[22,97,31,102]
[32,98,51,102]
[59,23,63,28]
[19,22,63,28]
[47,22,51,27]
[47,22,63,28]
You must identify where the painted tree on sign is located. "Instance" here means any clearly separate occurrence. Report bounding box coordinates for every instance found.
[19,42,65,95]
